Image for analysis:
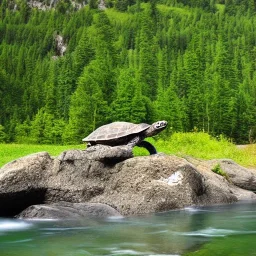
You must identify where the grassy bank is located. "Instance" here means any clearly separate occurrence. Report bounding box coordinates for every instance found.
[0,144,85,167]
[156,132,256,168]
[134,132,256,168]
[1,132,255,168]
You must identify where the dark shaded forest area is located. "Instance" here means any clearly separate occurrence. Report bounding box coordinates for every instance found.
[0,0,256,144]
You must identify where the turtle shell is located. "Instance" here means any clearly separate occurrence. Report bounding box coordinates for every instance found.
[82,122,150,142]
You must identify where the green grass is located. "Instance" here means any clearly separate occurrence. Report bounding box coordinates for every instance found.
[211,163,230,181]
[135,132,256,168]
[1,132,256,168]
[0,143,85,167]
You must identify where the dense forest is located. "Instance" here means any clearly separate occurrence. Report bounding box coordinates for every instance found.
[0,0,256,144]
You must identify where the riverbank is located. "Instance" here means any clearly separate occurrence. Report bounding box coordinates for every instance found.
[1,132,256,168]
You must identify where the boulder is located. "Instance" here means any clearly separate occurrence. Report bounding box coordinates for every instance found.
[17,202,122,219]
[0,147,256,218]
[186,157,256,201]
[207,159,256,191]
[0,152,52,216]
[89,155,208,215]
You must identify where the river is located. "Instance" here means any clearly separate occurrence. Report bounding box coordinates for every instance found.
[0,201,255,256]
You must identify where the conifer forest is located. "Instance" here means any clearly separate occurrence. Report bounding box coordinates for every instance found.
[0,0,256,144]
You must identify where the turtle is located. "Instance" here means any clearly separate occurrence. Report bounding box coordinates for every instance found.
[82,120,168,155]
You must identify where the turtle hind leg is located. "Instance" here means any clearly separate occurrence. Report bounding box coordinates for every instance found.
[138,141,157,155]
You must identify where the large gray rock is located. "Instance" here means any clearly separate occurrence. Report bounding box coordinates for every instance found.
[207,159,256,191]
[90,155,208,215]
[0,152,52,216]
[17,202,122,219]
[0,147,256,218]
[186,157,256,201]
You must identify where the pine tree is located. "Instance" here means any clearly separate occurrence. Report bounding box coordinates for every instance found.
[137,5,158,100]
[110,68,136,121]
[19,0,31,23]
[130,80,148,123]
[55,55,76,120]
[91,11,117,103]
[63,61,108,144]
[0,69,8,125]
[29,109,44,144]
[0,125,7,143]
[14,117,31,143]
[184,50,205,131]
[89,0,98,9]
[0,0,7,20]
[73,28,95,77]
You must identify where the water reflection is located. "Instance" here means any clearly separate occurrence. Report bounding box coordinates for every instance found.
[0,201,256,255]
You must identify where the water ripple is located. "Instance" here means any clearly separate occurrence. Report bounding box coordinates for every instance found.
[180,227,256,237]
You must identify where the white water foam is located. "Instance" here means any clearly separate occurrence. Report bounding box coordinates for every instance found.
[183,207,216,213]
[0,220,33,232]
[181,227,240,237]
[106,215,125,222]
[111,249,146,255]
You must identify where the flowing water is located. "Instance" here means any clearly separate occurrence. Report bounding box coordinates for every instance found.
[0,201,256,256]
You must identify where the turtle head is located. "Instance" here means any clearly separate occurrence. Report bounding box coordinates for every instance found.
[145,120,168,137]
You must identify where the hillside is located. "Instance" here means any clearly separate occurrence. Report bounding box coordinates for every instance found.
[0,0,256,144]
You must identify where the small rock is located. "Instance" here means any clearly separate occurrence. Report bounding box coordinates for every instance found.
[17,201,122,219]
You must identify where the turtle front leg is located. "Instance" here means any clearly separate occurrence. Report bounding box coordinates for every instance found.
[137,141,157,155]
[127,136,142,148]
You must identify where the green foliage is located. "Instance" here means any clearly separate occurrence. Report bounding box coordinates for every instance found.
[14,118,31,143]
[0,125,7,143]
[115,0,136,11]
[56,0,72,14]
[211,163,229,180]
[63,60,109,143]
[135,132,256,168]
[156,132,242,161]
[89,0,98,9]
[29,108,65,144]
[1,1,256,144]
[0,143,85,167]
[110,68,136,121]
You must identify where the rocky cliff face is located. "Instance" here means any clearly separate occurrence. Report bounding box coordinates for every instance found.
[27,0,105,11]
[27,0,84,10]
[8,0,105,11]
[1,146,255,218]
[54,34,67,57]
